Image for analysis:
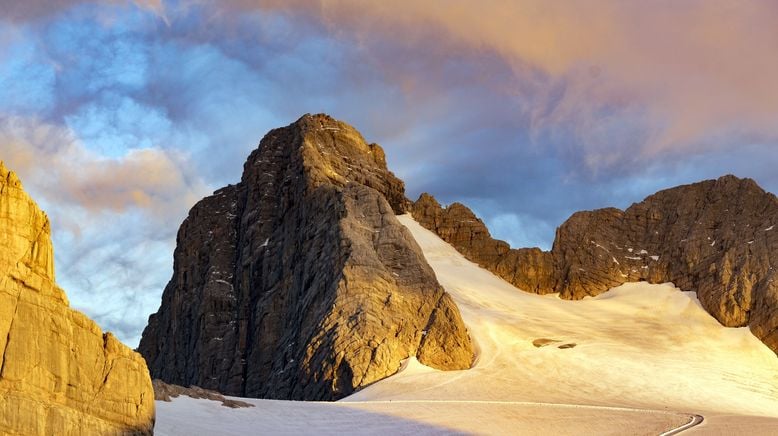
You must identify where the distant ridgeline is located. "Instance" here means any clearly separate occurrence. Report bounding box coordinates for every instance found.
[412,176,778,355]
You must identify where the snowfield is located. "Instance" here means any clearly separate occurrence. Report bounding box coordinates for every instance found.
[156,215,778,435]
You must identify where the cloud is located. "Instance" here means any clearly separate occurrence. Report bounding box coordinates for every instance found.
[0,115,208,346]
[54,208,177,347]
[205,0,778,170]
[2,1,777,347]
[0,116,206,219]
[164,0,778,240]
[0,0,165,23]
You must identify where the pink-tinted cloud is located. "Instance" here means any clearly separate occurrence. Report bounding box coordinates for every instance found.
[1,113,207,347]
[0,116,206,221]
[205,0,778,166]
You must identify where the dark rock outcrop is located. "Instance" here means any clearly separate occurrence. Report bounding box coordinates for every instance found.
[152,379,254,408]
[139,114,473,401]
[412,176,778,354]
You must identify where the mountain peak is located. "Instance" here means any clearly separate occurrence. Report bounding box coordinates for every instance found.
[645,174,769,202]
[0,161,54,282]
[140,115,473,401]
[242,114,409,214]
[1,161,24,191]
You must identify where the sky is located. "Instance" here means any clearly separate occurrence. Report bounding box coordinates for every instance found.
[1,0,777,347]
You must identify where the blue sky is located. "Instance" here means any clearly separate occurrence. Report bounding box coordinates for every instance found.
[2,0,777,347]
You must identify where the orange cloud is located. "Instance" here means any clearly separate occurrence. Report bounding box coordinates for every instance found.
[0,116,206,220]
[210,0,778,160]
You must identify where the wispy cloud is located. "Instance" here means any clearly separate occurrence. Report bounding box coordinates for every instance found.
[205,0,778,169]
[0,115,206,346]
[1,116,206,219]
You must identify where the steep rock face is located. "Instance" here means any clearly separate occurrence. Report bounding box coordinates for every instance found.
[0,161,154,435]
[139,114,473,401]
[412,176,778,354]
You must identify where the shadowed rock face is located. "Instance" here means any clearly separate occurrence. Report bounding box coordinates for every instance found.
[0,161,155,435]
[139,114,473,401]
[412,176,778,355]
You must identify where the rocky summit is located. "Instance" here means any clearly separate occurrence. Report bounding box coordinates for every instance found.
[412,175,778,354]
[138,114,474,401]
[0,161,155,435]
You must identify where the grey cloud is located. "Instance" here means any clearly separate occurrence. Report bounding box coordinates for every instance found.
[0,0,163,22]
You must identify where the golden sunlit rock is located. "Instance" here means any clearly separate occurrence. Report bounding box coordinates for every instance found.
[0,160,155,435]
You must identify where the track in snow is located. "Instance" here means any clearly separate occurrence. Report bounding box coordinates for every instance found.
[155,215,778,435]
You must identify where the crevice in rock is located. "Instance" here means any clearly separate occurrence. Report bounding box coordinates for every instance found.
[0,287,22,378]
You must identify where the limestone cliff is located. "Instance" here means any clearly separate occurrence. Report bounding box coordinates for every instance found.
[412,175,778,354]
[0,161,155,435]
[138,114,474,401]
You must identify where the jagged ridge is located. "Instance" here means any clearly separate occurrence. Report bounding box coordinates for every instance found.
[412,175,778,354]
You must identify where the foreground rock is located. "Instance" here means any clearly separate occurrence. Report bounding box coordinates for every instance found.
[0,161,154,435]
[139,114,474,401]
[412,176,778,354]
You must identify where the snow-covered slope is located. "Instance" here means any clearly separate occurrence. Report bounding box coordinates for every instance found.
[155,215,778,435]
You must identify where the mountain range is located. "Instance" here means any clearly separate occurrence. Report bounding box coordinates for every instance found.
[1,114,777,434]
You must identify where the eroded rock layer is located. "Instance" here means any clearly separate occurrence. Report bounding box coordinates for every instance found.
[412,176,778,354]
[0,161,155,435]
[138,114,473,401]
